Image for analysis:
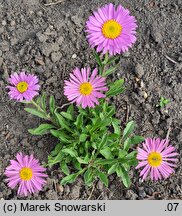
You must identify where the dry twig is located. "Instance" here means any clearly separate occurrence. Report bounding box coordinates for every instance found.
[165,55,178,64]
[44,0,64,6]
[166,122,172,140]
[87,184,95,200]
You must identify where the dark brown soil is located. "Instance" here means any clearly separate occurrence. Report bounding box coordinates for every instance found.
[0,0,182,200]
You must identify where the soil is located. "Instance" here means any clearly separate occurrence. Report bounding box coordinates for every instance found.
[0,0,182,200]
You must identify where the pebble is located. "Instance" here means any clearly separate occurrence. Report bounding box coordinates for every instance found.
[36,32,48,43]
[0,57,3,67]
[143,91,148,99]
[2,20,6,26]
[51,52,62,63]
[56,36,64,45]
[70,185,80,199]
[0,28,4,34]
[122,51,130,57]
[96,180,104,190]
[138,187,146,198]
[56,184,64,193]
[10,20,16,26]
[41,42,59,57]
[64,185,70,195]
[125,190,138,200]
[135,63,144,77]
[72,54,77,59]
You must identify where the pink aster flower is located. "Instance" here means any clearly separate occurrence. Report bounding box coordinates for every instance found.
[7,71,40,101]
[64,67,108,108]
[86,3,137,55]
[136,138,178,181]
[5,153,48,196]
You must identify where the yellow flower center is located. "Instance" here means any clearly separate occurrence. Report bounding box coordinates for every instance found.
[79,82,93,96]
[16,81,28,93]
[102,19,122,39]
[148,152,162,167]
[19,167,33,181]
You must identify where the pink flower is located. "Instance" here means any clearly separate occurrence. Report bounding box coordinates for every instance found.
[86,3,137,55]
[5,153,48,196]
[136,138,178,181]
[7,71,40,101]
[64,67,108,108]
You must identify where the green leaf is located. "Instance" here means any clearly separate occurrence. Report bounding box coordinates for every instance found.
[76,157,89,164]
[60,173,79,185]
[55,113,73,133]
[28,123,55,135]
[97,134,108,150]
[41,92,47,112]
[79,134,87,142]
[75,113,83,129]
[67,104,74,116]
[73,159,82,171]
[116,166,131,188]
[91,118,111,133]
[62,148,77,158]
[104,65,118,77]
[97,171,108,187]
[61,112,73,121]
[124,136,144,151]
[24,108,47,119]
[48,151,64,166]
[93,49,102,67]
[108,163,118,175]
[159,96,170,108]
[122,121,136,141]
[118,150,127,158]
[49,95,56,114]
[106,79,125,97]
[107,56,120,65]
[102,52,109,65]
[112,118,121,135]
[84,168,93,186]
[60,161,70,175]
[126,151,137,159]
[50,130,71,143]
[51,143,62,156]
[94,159,116,165]
[100,147,113,159]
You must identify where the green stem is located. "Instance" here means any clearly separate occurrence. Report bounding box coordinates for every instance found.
[30,99,58,127]
[30,100,45,113]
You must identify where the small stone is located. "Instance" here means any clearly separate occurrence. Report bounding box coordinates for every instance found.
[51,52,62,63]
[41,42,59,57]
[70,185,80,199]
[138,187,146,198]
[10,20,16,26]
[36,32,48,43]
[72,54,77,59]
[10,38,18,46]
[64,185,70,195]
[135,63,144,77]
[122,51,130,57]
[125,190,138,200]
[56,184,64,193]
[35,57,45,65]
[37,140,44,148]
[0,57,3,66]
[56,36,64,45]
[0,28,4,34]
[140,80,145,88]
[2,20,6,26]
[96,180,104,190]
[143,91,148,99]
